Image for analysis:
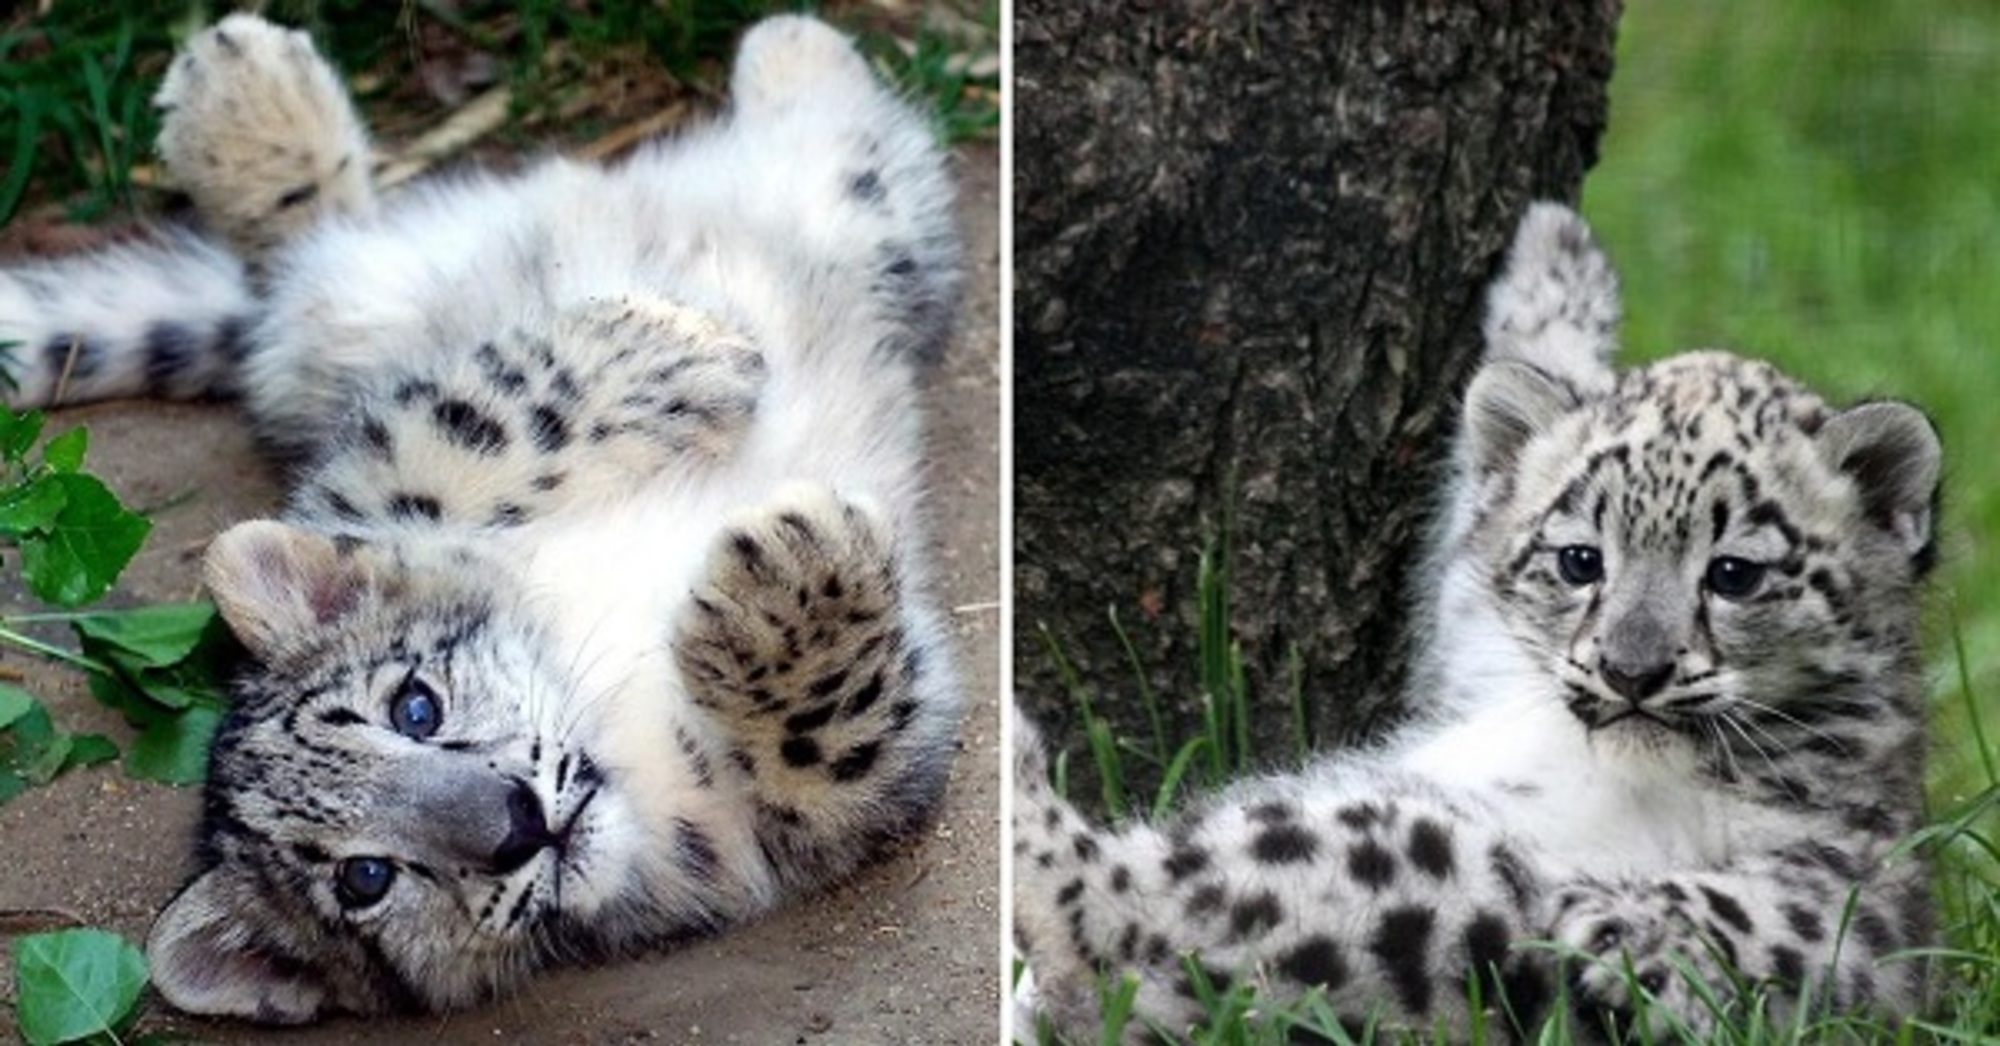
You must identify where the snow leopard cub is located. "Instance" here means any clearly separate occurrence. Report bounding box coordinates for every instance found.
[1015,203,1939,1040]
[0,13,962,1023]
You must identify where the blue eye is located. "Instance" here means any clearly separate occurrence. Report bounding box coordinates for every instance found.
[1705,557,1766,599]
[335,856,395,908]
[390,676,442,740]
[1556,545,1603,586]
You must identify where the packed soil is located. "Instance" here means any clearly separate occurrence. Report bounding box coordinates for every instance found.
[0,148,1001,1044]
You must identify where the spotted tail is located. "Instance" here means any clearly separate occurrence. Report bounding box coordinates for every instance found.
[0,228,256,408]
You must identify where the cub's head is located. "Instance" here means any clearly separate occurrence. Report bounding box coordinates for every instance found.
[1463,205,1940,764]
[146,522,639,1022]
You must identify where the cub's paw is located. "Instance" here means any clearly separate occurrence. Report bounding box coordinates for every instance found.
[730,16,877,115]
[154,14,374,260]
[675,484,936,819]
[1550,880,1732,1039]
[554,299,765,469]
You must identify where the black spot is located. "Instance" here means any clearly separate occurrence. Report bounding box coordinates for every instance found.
[359,415,394,457]
[489,503,528,527]
[808,669,849,699]
[675,817,718,882]
[1782,902,1824,943]
[784,702,839,735]
[1347,840,1397,889]
[829,740,880,781]
[317,708,365,727]
[846,672,885,717]
[215,315,252,363]
[1336,802,1386,829]
[386,493,442,521]
[1250,823,1320,864]
[1278,935,1349,991]
[528,404,570,452]
[1463,911,1511,1005]
[1055,878,1084,906]
[1700,885,1753,934]
[849,168,886,205]
[1229,891,1283,941]
[1163,846,1209,881]
[780,736,822,767]
[1072,833,1099,862]
[1853,907,1895,953]
[394,379,440,405]
[1185,884,1226,918]
[1407,818,1455,879]
[1369,906,1436,1014]
[1246,801,1293,824]
[142,322,200,394]
[1770,944,1805,986]
[433,399,509,454]
[276,182,319,209]
[1108,865,1131,893]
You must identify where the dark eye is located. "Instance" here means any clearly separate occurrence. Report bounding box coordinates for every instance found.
[1705,557,1766,599]
[334,856,395,908]
[390,676,442,740]
[1555,545,1604,586]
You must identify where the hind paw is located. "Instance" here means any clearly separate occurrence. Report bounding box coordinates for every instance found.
[155,14,374,259]
[730,15,878,116]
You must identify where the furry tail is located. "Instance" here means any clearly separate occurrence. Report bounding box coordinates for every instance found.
[0,229,255,408]
[1480,201,1621,393]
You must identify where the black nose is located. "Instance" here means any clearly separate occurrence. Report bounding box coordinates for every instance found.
[491,779,554,875]
[1600,657,1673,701]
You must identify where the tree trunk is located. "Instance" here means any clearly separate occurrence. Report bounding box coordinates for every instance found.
[1014,0,1623,803]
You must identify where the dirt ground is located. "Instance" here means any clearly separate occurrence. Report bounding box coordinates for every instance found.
[0,149,1001,1044]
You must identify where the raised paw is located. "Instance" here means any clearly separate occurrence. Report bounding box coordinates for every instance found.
[729,15,879,116]
[674,484,943,880]
[1549,880,1732,1039]
[154,13,374,261]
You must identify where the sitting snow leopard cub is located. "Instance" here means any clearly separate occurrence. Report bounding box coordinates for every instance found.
[0,13,962,1023]
[1015,203,1939,1040]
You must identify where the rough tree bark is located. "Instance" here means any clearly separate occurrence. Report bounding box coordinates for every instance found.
[1015,1,1623,800]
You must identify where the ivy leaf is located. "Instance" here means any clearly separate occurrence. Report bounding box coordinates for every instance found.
[40,426,88,473]
[13,928,148,1046]
[64,733,119,768]
[122,704,220,783]
[16,472,150,607]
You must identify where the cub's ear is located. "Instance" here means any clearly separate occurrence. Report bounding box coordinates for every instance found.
[148,866,329,1024]
[204,521,378,661]
[1816,400,1942,569]
[1460,360,1581,478]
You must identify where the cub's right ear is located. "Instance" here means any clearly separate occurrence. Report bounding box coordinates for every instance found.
[204,521,379,661]
[1460,360,1580,478]
[148,866,329,1024]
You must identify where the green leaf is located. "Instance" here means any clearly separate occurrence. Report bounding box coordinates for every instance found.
[0,408,44,461]
[40,426,88,473]
[0,682,33,729]
[13,928,148,1046]
[71,603,217,667]
[122,704,219,783]
[63,733,118,768]
[0,473,67,536]
[16,472,150,606]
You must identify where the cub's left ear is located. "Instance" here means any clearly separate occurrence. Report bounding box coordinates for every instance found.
[1816,400,1941,569]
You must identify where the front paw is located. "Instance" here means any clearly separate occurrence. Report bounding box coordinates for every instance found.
[1550,880,1729,1039]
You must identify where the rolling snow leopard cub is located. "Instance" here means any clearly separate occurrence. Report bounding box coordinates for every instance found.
[1015,203,1939,1039]
[0,13,962,1022]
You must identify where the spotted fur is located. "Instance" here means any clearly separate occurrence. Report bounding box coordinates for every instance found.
[0,13,962,1022]
[1015,203,1940,1041]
